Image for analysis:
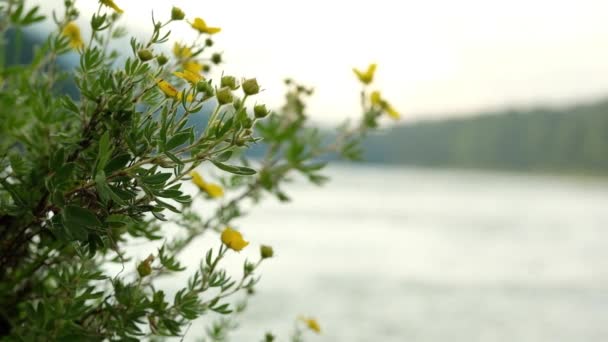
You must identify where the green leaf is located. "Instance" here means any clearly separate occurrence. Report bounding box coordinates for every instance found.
[106,214,132,228]
[97,131,112,172]
[20,6,45,25]
[165,132,191,151]
[164,151,183,165]
[0,179,26,207]
[63,205,102,228]
[141,172,171,185]
[49,147,65,170]
[214,150,232,162]
[104,153,131,173]
[211,161,256,175]
[54,163,75,184]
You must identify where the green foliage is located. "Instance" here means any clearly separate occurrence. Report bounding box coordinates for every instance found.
[0,0,387,340]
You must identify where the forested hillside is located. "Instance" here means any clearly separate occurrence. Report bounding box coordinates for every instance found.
[362,101,608,174]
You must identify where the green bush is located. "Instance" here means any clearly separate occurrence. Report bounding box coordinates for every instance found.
[0,0,398,340]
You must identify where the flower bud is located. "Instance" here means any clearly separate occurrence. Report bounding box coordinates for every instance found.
[244,261,255,274]
[242,117,253,129]
[254,104,269,118]
[260,245,274,259]
[264,333,276,342]
[196,81,214,95]
[211,53,222,65]
[171,6,185,21]
[242,78,260,95]
[221,76,238,90]
[137,254,154,277]
[137,49,154,61]
[216,87,233,105]
[205,38,214,47]
[233,97,243,110]
[202,64,211,73]
[156,54,168,66]
[91,13,106,31]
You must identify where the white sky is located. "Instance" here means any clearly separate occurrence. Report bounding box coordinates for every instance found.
[37,0,608,124]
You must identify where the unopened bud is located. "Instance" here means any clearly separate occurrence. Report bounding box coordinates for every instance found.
[233,98,243,110]
[221,76,238,90]
[171,6,185,21]
[242,117,253,129]
[205,38,214,47]
[260,245,274,259]
[196,81,214,95]
[216,87,233,105]
[91,13,105,30]
[137,49,154,61]
[156,54,168,66]
[254,104,269,118]
[242,78,260,95]
[211,53,222,65]
[137,254,154,277]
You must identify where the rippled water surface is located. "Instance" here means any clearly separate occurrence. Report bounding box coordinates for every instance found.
[164,166,608,341]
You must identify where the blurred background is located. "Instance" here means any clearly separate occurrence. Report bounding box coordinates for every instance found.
[13,0,608,340]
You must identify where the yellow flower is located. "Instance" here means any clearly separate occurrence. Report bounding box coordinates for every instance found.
[190,17,221,35]
[299,316,321,334]
[173,70,203,84]
[173,42,192,59]
[62,22,84,49]
[370,91,400,120]
[385,105,400,120]
[177,92,195,102]
[190,171,224,198]
[183,60,204,74]
[352,63,377,85]
[370,90,382,106]
[99,0,123,14]
[221,227,249,251]
[156,79,179,98]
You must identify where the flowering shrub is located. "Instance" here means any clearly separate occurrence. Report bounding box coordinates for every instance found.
[0,0,399,340]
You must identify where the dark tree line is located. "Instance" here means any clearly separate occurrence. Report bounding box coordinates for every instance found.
[362,100,608,174]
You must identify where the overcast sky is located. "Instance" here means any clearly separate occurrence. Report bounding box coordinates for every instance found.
[37,0,608,124]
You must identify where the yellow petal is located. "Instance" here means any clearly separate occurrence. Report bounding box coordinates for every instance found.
[173,42,192,59]
[202,182,224,198]
[190,171,206,189]
[156,79,179,98]
[173,70,203,84]
[352,63,376,84]
[370,91,382,106]
[100,0,123,13]
[183,60,204,74]
[221,227,249,251]
[299,316,321,334]
[386,105,400,120]
[177,92,195,102]
[62,22,84,49]
[190,17,221,34]
[204,26,221,34]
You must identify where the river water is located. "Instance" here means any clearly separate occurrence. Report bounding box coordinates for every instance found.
[168,165,608,341]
